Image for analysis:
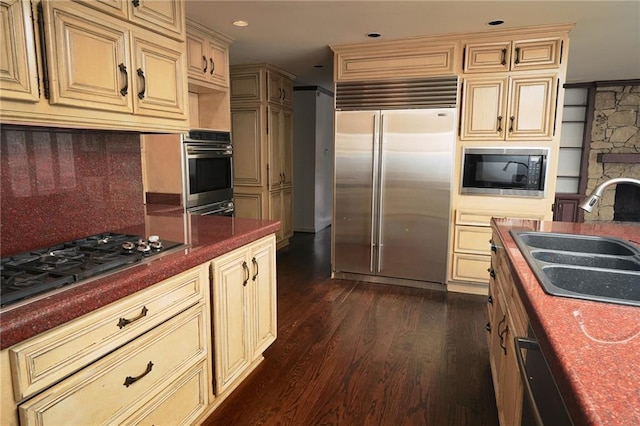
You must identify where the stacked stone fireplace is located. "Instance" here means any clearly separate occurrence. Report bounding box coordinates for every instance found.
[584,84,640,222]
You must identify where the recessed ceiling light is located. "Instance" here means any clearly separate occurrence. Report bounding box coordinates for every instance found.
[367,32,381,38]
[487,20,504,26]
[233,20,249,27]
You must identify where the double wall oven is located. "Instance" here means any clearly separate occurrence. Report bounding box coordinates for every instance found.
[182,130,234,216]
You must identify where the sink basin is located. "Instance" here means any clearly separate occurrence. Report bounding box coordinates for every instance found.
[510,231,640,307]
[531,250,640,271]
[516,232,637,255]
[541,266,640,305]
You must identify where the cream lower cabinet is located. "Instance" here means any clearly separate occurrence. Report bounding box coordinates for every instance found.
[488,228,528,426]
[450,209,544,293]
[211,234,277,394]
[7,264,212,426]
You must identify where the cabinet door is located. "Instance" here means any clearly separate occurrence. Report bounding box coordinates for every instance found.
[127,0,184,40]
[282,107,293,185]
[249,236,277,358]
[282,186,293,241]
[233,191,264,219]
[269,190,283,242]
[463,41,511,73]
[512,38,562,71]
[72,0,128,20]
[230,70,261,103]
[44,2,133,112]
[267,71,283,104]
[185,30,208,83]
[232,105,264,186]
[268,105,283,189]
[460,77,507,140]
[212,251,251,393]
[131,30,187,119]
[0,0,39,102]
[506,75,556,140]
[208,37,229,88]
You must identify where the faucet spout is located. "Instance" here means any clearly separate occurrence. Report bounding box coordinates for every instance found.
[579,177,640,213]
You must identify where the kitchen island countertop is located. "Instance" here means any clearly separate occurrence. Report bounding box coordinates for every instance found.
[0,210,279,350]
[492,218,640,426]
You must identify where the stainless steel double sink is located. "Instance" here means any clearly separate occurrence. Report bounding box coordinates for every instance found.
[510,231,640,307]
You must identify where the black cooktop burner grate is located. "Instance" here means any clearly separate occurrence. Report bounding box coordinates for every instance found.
[0,232,185,308]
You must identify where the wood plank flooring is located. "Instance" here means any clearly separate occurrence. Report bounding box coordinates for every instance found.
[202,227,499,425]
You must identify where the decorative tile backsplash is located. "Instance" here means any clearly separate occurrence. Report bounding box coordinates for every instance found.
[1,126,144,256]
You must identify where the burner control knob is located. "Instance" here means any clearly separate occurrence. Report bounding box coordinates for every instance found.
[122,241,135,251]
[150,241,163,250]
[137,242,151,253]
[148,235,160,243]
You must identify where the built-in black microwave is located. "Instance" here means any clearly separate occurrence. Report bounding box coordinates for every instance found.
[461,148,548,197]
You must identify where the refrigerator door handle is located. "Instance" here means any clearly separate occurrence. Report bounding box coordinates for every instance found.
[370,113,380,272]
[376,114,386,273]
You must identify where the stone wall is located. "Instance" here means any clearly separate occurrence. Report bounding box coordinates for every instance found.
[585,84,640,221]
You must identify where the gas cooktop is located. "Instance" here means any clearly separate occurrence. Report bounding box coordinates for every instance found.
[0,233,186,308]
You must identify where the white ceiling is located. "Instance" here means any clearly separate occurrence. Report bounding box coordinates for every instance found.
[185,1,640,92]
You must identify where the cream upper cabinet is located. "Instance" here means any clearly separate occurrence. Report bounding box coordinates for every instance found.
[0,0,39,102]
[267,70,293,106]
[73,0,185,40]
[461,74,557,141]
[186,20,231,90]
[130,30,187,119]
[43,2,186,118]
[211,235,277,394]
[268,104,293,189]
[463,37,563,73]
[0,0,188,132]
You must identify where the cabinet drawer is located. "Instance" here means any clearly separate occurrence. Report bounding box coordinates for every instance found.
[18,304,208,426]
[452,253,491,283]
[125,361,209,426]
[335,44,456,81]
[454,226,493,255]
[10,265,207,401]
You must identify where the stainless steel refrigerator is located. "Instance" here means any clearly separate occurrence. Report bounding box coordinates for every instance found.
[332,108,456,286]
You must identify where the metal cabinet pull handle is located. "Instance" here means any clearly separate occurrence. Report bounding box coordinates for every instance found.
[488,295,494,305]
[497,115,503,132]
[252,257,259,281]
[118,63,128,96]
[486,322,491,333]
[488,268,496,279]
[509,116,515,133]
[497,315,506,343]
[117,306,148,329]
[501,48,507,65]
[202,55,207,73]
[123,361,153,387]
[136,68,146,100]
[210,58,215,75]
[242,261,249,286]
[490,239,499,252]
[514,47,521,64]
[499,323,509,354]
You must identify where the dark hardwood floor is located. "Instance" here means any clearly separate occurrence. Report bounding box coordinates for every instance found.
[202,227,499,425]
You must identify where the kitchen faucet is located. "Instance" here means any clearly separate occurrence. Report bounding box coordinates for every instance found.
[579,177,640,212]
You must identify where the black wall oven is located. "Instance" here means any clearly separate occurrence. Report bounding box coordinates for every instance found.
[182,130,234,215]
[461,147,548,197]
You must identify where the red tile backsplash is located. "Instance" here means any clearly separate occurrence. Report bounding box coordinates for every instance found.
[1,126,145,256]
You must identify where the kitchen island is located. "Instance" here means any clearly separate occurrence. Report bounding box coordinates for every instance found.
[491,218,640,425]
[0,210,279,426]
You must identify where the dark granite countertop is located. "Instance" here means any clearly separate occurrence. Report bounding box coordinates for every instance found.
[0,210,280,350]
[492,218,640,426]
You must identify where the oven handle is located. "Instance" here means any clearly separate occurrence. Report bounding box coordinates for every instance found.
[200,207,234,216]
[186,146,232,155]
[515,337,545,426]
